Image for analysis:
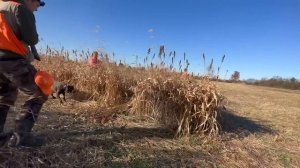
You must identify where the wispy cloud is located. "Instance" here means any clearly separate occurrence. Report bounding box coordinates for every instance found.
[148,28,154,33]
[148,28,155,39]
[92,25,101,33]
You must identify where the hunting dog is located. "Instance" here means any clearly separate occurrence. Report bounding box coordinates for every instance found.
[51,82,75,103]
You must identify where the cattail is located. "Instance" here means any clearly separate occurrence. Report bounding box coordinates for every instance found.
[208,58,214,72]
[179,60,182,71]
[202,53,206,74]
[135,55,138,66]
[105,54,109,62]
[159,45,164,57]
[221,54,225,63]
[152,53,156,60]
[60,47,64,55]
[147,48,151,55]
[217,54,226,78]
[185,59,190,71]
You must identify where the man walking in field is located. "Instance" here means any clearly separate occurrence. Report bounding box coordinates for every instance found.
[0,0,51,147]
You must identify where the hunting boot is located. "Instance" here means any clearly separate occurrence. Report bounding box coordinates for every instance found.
[0,105,10,147]
[0,131,13,147]
[7,104,45,147]
[7,131,45,148]
[0,104,9,133]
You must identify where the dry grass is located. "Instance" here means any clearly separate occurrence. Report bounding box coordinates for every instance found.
[32,49,223,137]
[217,82,300,168]
[34,54,135,105]
[1,49,299,167]
[130,76,222,137]
[1,80,300,167]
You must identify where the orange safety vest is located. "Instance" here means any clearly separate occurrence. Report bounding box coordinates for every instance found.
[0,1,28,56]
[88,55,99,68]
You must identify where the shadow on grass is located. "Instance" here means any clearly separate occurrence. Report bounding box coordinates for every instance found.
[32,111,211,167]
[6,108,276,167]
[70,90,93,102]
[217,108,275,137]
[64,126,174,141]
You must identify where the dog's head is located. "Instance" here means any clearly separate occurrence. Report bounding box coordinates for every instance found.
[65,85,75,93]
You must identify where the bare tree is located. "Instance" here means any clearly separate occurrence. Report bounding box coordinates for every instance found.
[231,71,240,81]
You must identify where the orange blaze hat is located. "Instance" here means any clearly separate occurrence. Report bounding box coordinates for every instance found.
[34,71,54,96]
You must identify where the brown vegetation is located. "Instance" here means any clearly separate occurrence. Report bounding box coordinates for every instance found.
[2,47,299,167]
[130,76,222,137]
[33,46,223,137]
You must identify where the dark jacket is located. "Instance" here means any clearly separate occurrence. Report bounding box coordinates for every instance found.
[0,0,38,59]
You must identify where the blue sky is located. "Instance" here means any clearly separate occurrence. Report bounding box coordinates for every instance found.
[35,0,300,80]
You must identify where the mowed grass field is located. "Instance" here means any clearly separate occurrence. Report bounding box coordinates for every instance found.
[1,81,300,167]
[217,82,300,168]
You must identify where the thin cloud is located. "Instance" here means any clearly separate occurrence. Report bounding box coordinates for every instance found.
[92,25,101,33]
[148,28,154,33]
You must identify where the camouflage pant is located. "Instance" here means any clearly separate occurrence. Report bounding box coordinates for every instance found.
[0,59,48,133]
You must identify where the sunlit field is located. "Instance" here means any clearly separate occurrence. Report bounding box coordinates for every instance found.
[1,48,299,168]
